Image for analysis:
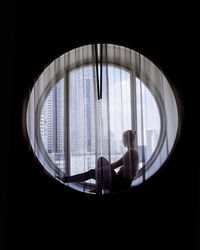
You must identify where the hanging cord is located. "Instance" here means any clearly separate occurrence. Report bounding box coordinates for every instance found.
[100,43,103,99]
[95,44,103,100]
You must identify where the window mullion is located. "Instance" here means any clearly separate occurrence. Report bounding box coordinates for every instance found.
[64,70,70,176]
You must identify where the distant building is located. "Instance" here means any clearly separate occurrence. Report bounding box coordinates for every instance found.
[40,79,64,156]
[69,67,96,155]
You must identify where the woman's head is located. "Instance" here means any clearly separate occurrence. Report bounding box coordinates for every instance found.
[123,130,136,148]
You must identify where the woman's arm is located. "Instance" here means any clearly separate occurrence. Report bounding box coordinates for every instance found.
[110,157,123,170]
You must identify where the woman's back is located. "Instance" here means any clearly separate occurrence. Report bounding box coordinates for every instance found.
[118,149,139,181]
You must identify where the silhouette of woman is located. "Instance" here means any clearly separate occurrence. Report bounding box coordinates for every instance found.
[56,130,139,193]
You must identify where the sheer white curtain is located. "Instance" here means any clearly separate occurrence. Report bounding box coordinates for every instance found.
[26,44,179,194]
[68,64,132,186]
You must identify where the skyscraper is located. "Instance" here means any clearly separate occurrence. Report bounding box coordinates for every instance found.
[69,66,96,156]
[40,78,64,168]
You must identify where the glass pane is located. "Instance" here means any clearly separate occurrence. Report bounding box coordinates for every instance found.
[107,66,132,164]
[136,78,161,169]
[40,69,161,186]
[69,66,96,184]
[69,65,132,183]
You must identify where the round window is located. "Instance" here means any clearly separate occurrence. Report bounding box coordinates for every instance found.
[25,44,180,194]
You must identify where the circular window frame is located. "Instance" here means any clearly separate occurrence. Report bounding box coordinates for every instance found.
[25,44,180,193]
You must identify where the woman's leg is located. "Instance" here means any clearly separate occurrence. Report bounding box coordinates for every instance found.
[57,157,109,183]
[95,157,117,193]
[96,157,110,169]
[59,169,95,183]
[94,157,109,194]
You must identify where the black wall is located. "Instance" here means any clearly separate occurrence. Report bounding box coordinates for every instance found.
[3,1,200,250]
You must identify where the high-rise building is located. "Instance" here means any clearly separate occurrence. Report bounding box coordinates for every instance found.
[69,66,97,156]
[40,79,64,166]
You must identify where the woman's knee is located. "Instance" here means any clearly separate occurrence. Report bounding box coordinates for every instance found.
[88,169,96,179]
[97,157,110,167]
